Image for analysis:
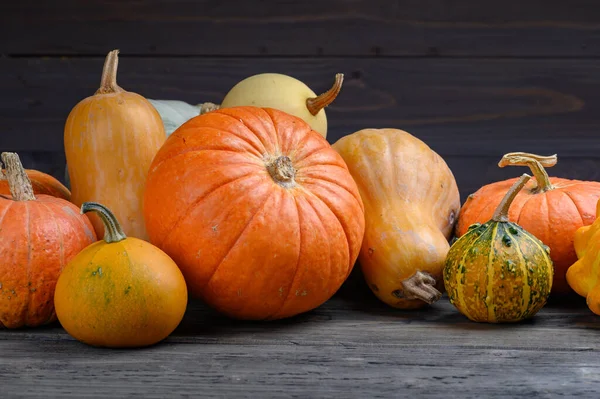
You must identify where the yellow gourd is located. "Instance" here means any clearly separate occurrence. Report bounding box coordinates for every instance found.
[567,200,600,315]
[64,49,166,241]
[332,128,461,309]
[219,73,344,137]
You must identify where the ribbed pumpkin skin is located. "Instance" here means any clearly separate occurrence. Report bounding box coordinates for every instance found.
[0,169,70,200]
[64,91,166,241]
[444,221,553,323]
[0,195,96,328]
[332,128,460,309]
[143,106,365,320]
[457,177,600,295]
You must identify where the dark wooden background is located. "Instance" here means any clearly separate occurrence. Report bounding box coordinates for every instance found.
[3,1,600,200]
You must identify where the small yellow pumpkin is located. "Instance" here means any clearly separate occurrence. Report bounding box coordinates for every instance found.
[444,174,554,323]
[54,202,188,348]
[566,200,600,315]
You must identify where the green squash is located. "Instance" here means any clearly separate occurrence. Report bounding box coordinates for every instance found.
[444,173,554,323]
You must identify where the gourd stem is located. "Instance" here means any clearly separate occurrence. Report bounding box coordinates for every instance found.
[96,49,124,95]
[0,152,35,201]
[306,73,344,116]
[80,202,127,243]
[498,152,556,193]
[492,174,531,222]
[266,156,296,188]
[399,271,443,304]
[199,102,220,114]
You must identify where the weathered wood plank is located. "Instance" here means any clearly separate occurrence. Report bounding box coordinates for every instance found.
[1,292,597,350]
[2,57,600,158]
[1,339,600,398]
[3,0,600,57]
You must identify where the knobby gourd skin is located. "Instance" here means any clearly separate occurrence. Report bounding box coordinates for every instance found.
[0,153,96,329]
[143,106,365,320]
[456,152,600,296]
[445,174,554,323]
[566,200,600,315]
[220,73,344,138]
[64,49,166,241]
[54,202,187,348]
[332,128,460,309]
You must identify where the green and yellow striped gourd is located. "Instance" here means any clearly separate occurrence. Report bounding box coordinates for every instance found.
[444,173,554,323]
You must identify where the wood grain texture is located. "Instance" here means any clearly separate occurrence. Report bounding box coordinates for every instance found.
[2,56,599,157]
[0,282,599,398]
[3,0,600,57]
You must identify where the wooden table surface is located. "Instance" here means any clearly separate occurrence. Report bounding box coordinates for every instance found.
[2,272,599,399]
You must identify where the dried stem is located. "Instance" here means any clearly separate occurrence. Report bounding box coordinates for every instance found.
[397,271,443,304]
[306,73,344,115]
[96,49,124,95]
[1,152,35,201]
[492,174,532,222]
[498,152,556,192]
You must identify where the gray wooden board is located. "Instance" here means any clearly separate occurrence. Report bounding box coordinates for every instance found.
[2,56,600,157]
[3,0,600,57]
[0,286,599,398]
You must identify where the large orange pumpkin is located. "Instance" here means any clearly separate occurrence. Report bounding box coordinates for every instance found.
[0,169,70,200]
[143,106,365,320]
[456,152,600,295]
[0,152,96,328]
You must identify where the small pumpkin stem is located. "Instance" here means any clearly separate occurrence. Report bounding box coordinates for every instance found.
[306,73,344,116]
[397,271,443,304]
[96,49,124,95]
[0,152,35,201]
[80,202,127,243]
[266,156,296,188]
[492,174,532,222]
[498,152,556,193]
[199,102,221,114]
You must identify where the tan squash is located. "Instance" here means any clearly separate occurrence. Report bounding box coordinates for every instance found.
[64,49,166,241]
[332,128,460,309]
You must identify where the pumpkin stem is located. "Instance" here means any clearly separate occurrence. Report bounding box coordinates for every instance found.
[266,156,296,188]
[80,202,127,243]
[0,152,35,201]
[498,152,556,193]
[199,102,221,114]
[96,49,124,95]
[398,271,443,304]
[306,73,344,116]
[492,174,532,222]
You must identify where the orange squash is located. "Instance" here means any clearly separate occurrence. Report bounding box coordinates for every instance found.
[54,202,188,347]
[64,49,166,241]
[332,128,461,309]
[456,152,600,295]
[0,152,96,329]
[143,106,365,320]
[0,169,70,200]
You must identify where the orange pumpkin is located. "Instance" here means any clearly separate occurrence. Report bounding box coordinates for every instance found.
[456,152,600,295]
[0,152,96,329]
[0,169,70,200]
[143,106,365,320]
[54,202,187,348]
[64,49,166,241]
